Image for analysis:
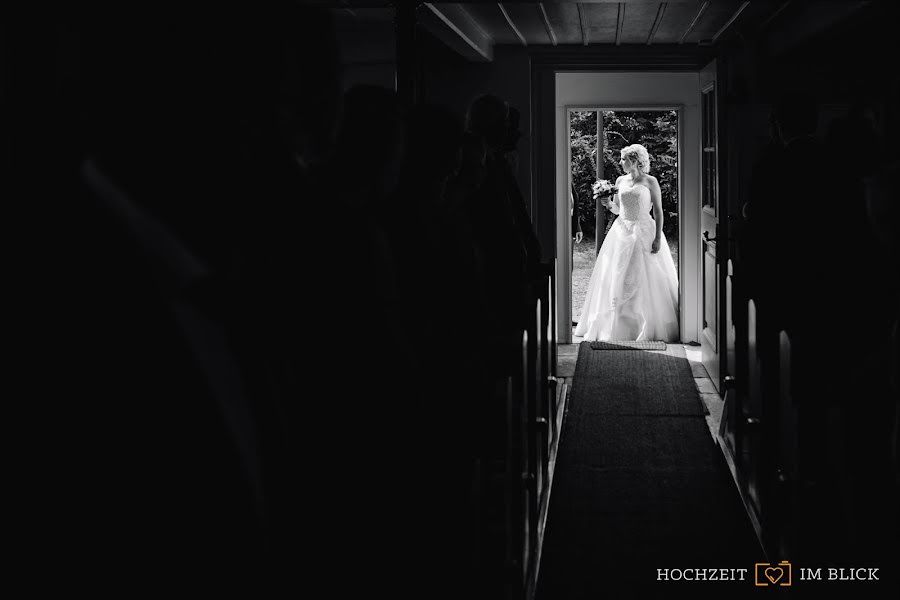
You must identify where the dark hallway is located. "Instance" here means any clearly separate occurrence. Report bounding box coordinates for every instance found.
[13,1,899,597]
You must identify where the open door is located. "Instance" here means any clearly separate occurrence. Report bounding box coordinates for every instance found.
[699,60,722,391]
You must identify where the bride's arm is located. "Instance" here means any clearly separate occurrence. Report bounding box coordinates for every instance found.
[607,176,624,214]
[608,192,621,214]
[648,178,663,251]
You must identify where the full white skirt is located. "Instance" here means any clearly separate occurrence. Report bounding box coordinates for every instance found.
[575,217,679,342]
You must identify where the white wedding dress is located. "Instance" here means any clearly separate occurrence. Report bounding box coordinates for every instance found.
[574,180,679,342]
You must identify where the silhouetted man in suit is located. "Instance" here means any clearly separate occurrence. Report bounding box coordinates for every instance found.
[571,182,584,270]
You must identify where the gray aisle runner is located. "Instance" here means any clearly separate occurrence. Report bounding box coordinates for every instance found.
[536,343,763,599]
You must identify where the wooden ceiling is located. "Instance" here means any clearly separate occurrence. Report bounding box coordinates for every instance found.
[327,2,869,63]
[444,2,751,46]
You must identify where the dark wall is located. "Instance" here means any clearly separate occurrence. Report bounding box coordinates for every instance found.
[714,0,900,244]
[719,1,899,137]
[333,23,539,241]
[424,42,534,218]
[334,17,396,91]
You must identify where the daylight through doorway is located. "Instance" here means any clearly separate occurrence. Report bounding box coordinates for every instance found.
[569,109,680,330]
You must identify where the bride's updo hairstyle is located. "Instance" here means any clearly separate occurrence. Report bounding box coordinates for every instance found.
[621,144,651,173]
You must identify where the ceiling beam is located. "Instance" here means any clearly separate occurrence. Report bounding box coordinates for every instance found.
[420,3,493,62]
[498,3,527,47]
[538,3,558,46]
[760,1,792,30]
[646,2,666,45]
[460,4,492,43]
[679,1,709,44]
[713,1,750,43]
[615,3,625,46]
[577,3,588,45]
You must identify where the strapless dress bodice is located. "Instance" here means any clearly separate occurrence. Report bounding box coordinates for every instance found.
[618,183,652,221]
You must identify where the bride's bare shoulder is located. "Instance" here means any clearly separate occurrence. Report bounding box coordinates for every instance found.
[637,174,660,188]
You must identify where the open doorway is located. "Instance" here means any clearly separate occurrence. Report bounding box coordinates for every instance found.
[568,108,680,333]
[553,72,701,345]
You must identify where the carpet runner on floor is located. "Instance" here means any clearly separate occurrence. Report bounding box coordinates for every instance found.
[536,343,763,598]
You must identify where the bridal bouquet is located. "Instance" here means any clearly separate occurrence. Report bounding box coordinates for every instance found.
[592,179,616,198]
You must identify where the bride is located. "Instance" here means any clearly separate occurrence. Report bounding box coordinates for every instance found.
[574,144,679,342]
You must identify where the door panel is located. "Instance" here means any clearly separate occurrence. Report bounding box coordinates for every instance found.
[699,60,720,390]
[703,238,718,351]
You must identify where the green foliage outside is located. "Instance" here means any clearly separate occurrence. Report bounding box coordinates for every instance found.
[570,110,679,243]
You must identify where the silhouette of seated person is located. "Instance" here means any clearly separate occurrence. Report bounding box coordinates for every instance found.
[465,94,529,372]
[392,98,454,307]
[766,92,836,342]
[824,101,893,339]
[741,111,786,362]
[395,101,493,596]
[212,8,349,573]
[401,103,485,347]
[766,91,893,566]
[571,183,584,244]
[502,106,543,277]
[409,101,492,405]
[322,81,422,494]
[445,130,491,336]
[446,131,489,229]
[864,157,900,475]
[825,101,885,176]
[570,183,585,276]
[235,3,342,331]
[840,156,900,572]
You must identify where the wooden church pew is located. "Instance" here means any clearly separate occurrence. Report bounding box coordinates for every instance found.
[775,330,798,559]
[501,329,529,598]
[473,261,563,600]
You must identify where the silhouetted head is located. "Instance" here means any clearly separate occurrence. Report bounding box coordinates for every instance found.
[773,90,818,143]
[466,94,509,152]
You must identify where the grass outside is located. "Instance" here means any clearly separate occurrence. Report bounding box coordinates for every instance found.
[571,234,679,324]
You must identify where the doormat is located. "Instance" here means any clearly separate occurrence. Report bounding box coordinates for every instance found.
[589,340,667,351]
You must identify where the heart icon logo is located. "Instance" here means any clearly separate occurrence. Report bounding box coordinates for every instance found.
[765,567,784,584]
